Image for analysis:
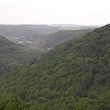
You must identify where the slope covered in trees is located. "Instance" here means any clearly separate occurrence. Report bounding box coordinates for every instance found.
[0,35,15,47]
[0,24,110,110]
[41,29,92,49]
[0,36,44,74]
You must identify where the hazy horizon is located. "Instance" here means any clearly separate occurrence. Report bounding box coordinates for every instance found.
[0,23,101,26]
[0,0,110,25]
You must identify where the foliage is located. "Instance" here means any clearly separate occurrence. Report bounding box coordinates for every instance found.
[0,24,110,109]
[0,36,45,74]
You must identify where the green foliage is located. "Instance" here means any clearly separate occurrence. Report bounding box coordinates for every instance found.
[0,24,110,109]
[0,97,30,110]
[0,36,45,74]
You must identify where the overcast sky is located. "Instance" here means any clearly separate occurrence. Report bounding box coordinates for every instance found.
[0,0,110,25]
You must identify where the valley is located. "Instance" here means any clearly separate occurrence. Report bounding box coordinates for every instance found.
[0,24,96,49]
[0,24,109,110]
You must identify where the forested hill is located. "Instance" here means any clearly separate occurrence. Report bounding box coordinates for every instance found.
[0,35,16,47]
[0,36,44,74]
[41,29,92,48]
[0,24,110,110]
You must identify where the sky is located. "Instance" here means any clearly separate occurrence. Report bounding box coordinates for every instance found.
[0,0,110,25]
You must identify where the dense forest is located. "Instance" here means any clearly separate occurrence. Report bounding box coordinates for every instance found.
[0,24,110,110]
[0,35,45,74]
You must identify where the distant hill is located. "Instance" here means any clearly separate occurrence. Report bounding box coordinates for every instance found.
[41,29,92,48]
[10,29,93,49]
[0,25,59,36]
[0,35,45,74]
[0,24,96,49]
[0,24,109,110]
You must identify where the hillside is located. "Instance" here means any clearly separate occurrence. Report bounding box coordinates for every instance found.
[0,36,45,74]
[18,29,93,49]
[0,24,95,49]
[41,29,92,48]
[0,35,15,47]
[0,24,109,110]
